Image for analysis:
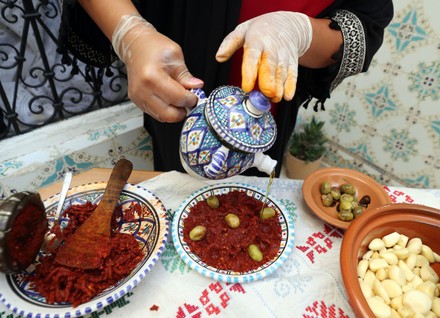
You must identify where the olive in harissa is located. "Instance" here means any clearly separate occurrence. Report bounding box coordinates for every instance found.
[248,244,263,262]
[189,225,207,241]
[260,207,276,219]
[225,213,240,228]
[207,195,220,208]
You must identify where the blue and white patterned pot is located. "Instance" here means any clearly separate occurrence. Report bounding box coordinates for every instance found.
[179,86,278,180]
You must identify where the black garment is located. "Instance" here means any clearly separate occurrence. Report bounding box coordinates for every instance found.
[58,0,394,177]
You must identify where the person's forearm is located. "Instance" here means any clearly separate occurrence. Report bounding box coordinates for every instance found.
[299,18,343,69]
[77,0,139,40]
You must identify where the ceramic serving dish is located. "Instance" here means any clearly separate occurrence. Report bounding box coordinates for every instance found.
[302,167,392,230]
[0,182,169,318]
[340,203,440,317]
[172,182,295,283]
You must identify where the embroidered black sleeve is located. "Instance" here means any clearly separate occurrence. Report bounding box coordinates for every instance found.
[57,1,118,69]
[329,9,366,92]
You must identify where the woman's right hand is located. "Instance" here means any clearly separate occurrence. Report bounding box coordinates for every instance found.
[112,15,204,122]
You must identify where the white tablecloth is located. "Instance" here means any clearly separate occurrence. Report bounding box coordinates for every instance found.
[2,171,440,318]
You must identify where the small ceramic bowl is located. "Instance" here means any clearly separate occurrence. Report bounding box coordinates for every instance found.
[302,167,392,229]
[172,182,295,283]
[340,203,440,317]
[0,192,47,273]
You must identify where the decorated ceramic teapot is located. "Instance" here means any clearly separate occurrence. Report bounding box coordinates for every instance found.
[179,85,278,180]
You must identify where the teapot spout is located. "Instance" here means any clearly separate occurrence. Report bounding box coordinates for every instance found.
[252,152,277,176]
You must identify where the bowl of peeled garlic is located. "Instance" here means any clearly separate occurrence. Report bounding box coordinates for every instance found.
[340,203,440,318]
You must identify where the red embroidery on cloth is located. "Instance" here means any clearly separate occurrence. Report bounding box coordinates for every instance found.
[227,282,246,293]
[176,304,200,317]
[176,282,246,317]
[382,186,415,203]
[296,224,343,264]
[303,300,350,318]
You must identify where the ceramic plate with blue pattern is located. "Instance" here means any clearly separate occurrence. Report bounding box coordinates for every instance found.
[0,182,169,318]
[172,182,294,283]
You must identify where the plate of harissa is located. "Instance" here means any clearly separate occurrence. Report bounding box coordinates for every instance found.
[0,182,169,318]
[172,182,295,283]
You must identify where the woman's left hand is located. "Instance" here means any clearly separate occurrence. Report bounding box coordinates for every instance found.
[216,11,312,103]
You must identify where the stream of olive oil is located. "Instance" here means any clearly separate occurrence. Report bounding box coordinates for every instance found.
[260,169,276,216]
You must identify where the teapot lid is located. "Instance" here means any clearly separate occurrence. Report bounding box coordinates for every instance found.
[205,86,277,153]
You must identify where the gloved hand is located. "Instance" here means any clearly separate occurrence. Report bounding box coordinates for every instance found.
[112,14,204,122]
[216,11,312,103]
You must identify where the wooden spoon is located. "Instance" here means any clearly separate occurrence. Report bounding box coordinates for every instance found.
[54,159,133,269]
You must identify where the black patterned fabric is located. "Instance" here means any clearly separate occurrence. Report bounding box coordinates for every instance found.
[330,10,366,91]
[58,0,394,176]
[58,1,118,68]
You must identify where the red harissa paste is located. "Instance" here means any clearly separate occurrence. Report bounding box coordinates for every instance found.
[6,203,47,270]
[183,191,282,272]
[26,201,144,307]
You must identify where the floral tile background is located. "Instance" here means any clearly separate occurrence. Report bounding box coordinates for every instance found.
[296,0,440,189]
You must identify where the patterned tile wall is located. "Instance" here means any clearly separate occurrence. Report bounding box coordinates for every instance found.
[0,103,153,199]
[1,0,438,200]
[296,0,440,189]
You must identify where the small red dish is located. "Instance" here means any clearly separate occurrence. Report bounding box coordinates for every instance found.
[302,167,392,230]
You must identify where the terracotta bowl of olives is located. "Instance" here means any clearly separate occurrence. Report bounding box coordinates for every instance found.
[302,167,392,230]
[340,203,440,317]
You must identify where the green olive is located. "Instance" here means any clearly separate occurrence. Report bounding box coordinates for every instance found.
[338,210,354,222]
[330,187,341,201]
[248,244,263,262]
[320,181,332,195]
[340,193,354,203]
[207,195,220,208]
[353,206,363,218]
[189,225,207,241]
[318,181,362,223]
[260,207,276,219]
[340,183,356,195]
[322,194,334,207]
[225,213,240,228]
[339,200,353,211]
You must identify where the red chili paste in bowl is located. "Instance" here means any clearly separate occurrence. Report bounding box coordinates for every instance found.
[6,203,47,270]
[26,201,144,307]
[183,190,282,272]
[0,191,47,274]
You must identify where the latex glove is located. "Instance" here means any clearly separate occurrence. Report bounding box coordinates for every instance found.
[112,14,204,122]
[216,11,312,103]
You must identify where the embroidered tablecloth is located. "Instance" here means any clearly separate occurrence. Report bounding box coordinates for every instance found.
[2,171,440,318]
